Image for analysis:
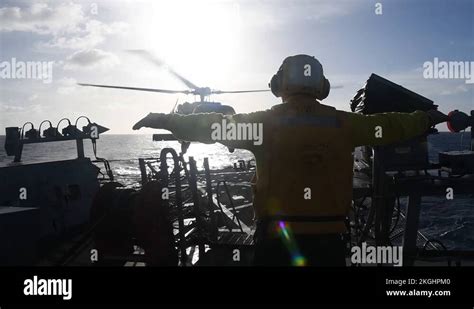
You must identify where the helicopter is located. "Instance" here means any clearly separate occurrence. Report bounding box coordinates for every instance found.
[78,50,269,114]
[79,50,343,153]
[78,50,270,153]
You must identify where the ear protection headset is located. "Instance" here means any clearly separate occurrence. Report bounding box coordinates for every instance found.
[269,54,330,100]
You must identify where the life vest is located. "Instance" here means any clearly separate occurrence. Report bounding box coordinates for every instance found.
[253,98,354,235]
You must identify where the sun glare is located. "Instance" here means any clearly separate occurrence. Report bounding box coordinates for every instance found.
[139,1,242,86]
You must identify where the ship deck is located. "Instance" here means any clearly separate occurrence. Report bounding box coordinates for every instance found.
[33,164,474,267]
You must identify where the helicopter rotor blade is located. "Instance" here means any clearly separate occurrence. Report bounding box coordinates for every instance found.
[78,83,191,94]
[126,49,199,90]
[167,68,199,90]
[211,89,270,94]
[171,98,179,114]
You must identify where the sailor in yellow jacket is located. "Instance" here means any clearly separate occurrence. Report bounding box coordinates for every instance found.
[132,54,448,266]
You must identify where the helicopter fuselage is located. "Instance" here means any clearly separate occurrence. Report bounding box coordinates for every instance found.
[176,101,236,115]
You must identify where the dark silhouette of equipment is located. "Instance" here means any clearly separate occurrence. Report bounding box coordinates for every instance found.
[447,110,473,133]
[351,73,438,171]
[1,116,111,265]
[4,116,109,162]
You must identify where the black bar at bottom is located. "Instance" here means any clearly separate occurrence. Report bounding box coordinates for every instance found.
[0,267,472,306]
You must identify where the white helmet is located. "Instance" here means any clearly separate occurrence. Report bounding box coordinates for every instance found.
[269,54,330,100]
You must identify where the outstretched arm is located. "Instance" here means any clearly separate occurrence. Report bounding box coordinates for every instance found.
[344,110,448,147]
[133,112,221,143]
[132,111,267,150]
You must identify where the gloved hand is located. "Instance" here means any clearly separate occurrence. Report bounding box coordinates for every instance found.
[426,110,449,126]
[132,113,168,130]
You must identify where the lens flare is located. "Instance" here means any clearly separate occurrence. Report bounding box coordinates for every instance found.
[276,221,307,266]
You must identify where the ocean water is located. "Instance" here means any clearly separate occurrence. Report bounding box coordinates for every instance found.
[0,133,473,250]
[419,132,473,251]
[0,135,255,184]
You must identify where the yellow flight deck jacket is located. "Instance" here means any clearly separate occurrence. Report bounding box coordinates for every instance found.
[161,96,431,235]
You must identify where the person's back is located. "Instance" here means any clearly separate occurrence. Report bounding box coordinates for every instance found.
[131,54,448,266]
[254,97,353,236]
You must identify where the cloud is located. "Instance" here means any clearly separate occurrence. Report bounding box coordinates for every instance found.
[0,101,42,113]
[56,77,77,95]
[242,0,362,29]
[0,104,26,112]
[0,2,128,50]
[440,84,469,96]
[0,3,84,35]
[63,49,120,70]
[28,94,38,101]
[39,20,128,50]
[304,1,359,22]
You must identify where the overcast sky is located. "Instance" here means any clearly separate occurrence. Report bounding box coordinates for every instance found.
[0,0,473,134]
